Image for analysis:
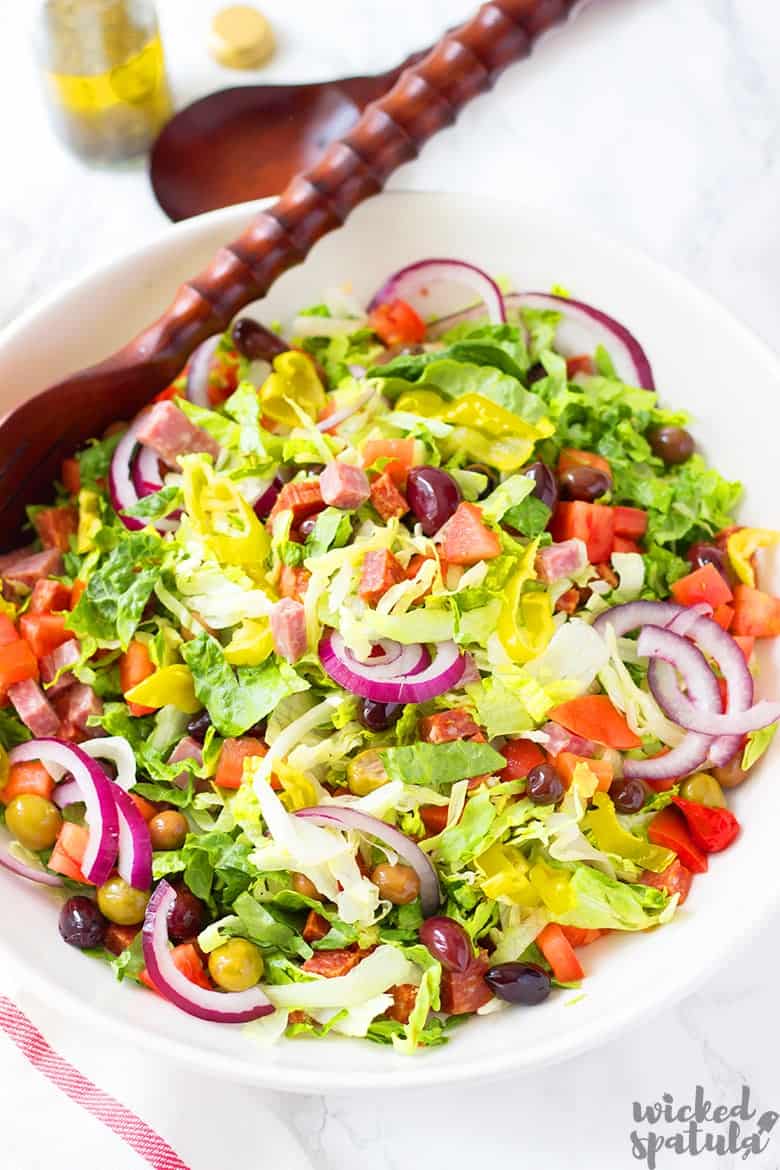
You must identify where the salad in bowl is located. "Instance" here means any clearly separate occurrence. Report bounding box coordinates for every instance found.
[0,257,778,1053]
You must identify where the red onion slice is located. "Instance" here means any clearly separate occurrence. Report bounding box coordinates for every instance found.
[320,631,463,703]
[640,629,722,714]
[340,636,428,682]
[368,259,506,326]
[142,881,275,1023]
[254,475,283,520]
[593,600,685,638]
[186,336,221,408]
[52,779,81,809]
[132,443,164,497]
[112,785,152,891]
[0,836,63,887]
[667,603,713,638]
[623,733,714,782]
[9,739,119,886]
[296,806,440,916]
[109,414,149,533]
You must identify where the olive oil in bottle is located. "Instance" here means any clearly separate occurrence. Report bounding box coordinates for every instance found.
[36,0,172,161]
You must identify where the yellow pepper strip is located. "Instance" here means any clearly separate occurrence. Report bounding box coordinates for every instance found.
[498,545,553,665]
[584,792,676,873]
[223,618,274,666]
[477,843,540,907]
[125,664,201,714]
[727,528,780,589]
[273,761,318,811]
[182,457,270,567]
[259,351,327,427]
[77,488,102,554]
[529,860,576,915]
[396,389,445,416]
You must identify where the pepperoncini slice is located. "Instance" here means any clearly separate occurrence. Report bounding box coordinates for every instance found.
[727,528,780,589]
[584,792,675,873]
[395,389,445,416]
[124,664,201,714]
[77,488,103,554]
[259,351,327,427]
[223,618,274,666]
[476,843,540,906]
[497,542,553,665]
[528,860,576,914]
[181,457,269,567]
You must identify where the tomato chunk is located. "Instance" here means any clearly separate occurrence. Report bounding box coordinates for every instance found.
[60,457,81,496]
[536,923,584,983]
[440,502,501,566]
[215,736,267,789]
[559,926,603,948]
[18,614,71,660]
[733,635,755,662]
[499,738,546,781]
[639,858,693,905]
[119,640,155,717]
[419,708,482,744]
[0,640,39,698]
[732,585,780,637]
[302,911,330,943]
[279,565,311,602]
[0,615,18,647]
[647,806,708,873]
[711,603,734,631]
[0,761,55,805]
[564,355,595,379]
[550,501,615,564]
[141,943,211,992]
[671,563,733,609]
[361,438,417,488]
[358,549,405,605]
[555,752,613,792]
[557,447,610,476]
[548,696,641,750]
[28,579,72,615]
[368,299,426,347]
[49,822,92,885]
[612,536,642,554]
[420,804,449,836]
[612,505,648,540]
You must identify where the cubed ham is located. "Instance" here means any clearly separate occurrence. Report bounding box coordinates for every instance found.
[0,545,35,574]
[320,461,371,510]
[40,638,81,698]
[135,401,220,469]
[53,683,103,738]
[168,735,204,790]
[2,548,64,591]
[29,578,72,614]
[535,539,587,583]
[33,506,78,552]
[270,598,307,663]
[8,678,61,737]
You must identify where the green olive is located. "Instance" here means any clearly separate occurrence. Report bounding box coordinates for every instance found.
[346,749,388,796]
[5,794,62,851]
[679,772,727,808]
[712,757,751,789]
[97,875,150,925]
[208,938,264,991]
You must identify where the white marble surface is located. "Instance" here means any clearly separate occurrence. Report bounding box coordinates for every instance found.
[2,1,780,1167]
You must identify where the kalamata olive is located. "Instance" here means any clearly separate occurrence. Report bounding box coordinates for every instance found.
[406,466,462,536]
[484,961,551,1005]
[292,872,323,901]
[167,885,207,942]
[59,896,107,950]
[148,810,189,851]
[464,463,499,498]
[186,710,211,744]
[609,777,648,813]
[419,915,473,972]
[558,466,612,503]
[526,763,565,805]
[712,756,751,789]
[686,542,733,583]
[299,515,318,538]
[523,461,558,511]
[648,425,695,465]
[527,362,546,384]
[358,698,403,732]
[97,876,150,926]
[208,938,264,991]
[370,863,421,905]
[680,772,727,808]
[5,794,62,851]
[231,317,286,362]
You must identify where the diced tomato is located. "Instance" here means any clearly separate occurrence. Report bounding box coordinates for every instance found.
[419,708,482,744]
[557,447,610,476]
[559,926,603,948]
[48,845,90,884]
[119,640,156,717]
[358,549,405,605]
[639,858,693,905]
[268,480,324,524]
[671,563,733,609]
[671,797,740,853]
[613,536,642,554]
[33,506,78,553]
[536,923,585,983]
[369,472,409,520]
[361,438,417,488]
[60,457,81,496]
[152,379,184,404]
[499,738,546,781]
[439,957,492,1014]
[279,565,311,602]
[548,695,642,750]
[0,615,18,647]
[440,502,501,566]
[0,761,55,805]
[612,505,648,540]
[49,822,92,885]
[732,585,780,637]
[302,948,367,978]
[733,635,755,662]
[565,355,595,379]
[368,299,426,347]
[712,603,734,631]
[28,579,72,615]
[386,983,418,1024]
[555,752,613,792]
[302,911,330,943]
[647,806,708,873]
[70,579,87,609]
[550,501,615,564]
[18,614,70,659]
[0,640,39,698]
[215,737,267,789]
[207,348,240,407]
[129,792,159,822]
[420,804,449,836]
[141,943,211,993]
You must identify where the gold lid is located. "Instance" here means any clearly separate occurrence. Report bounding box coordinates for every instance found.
[209,5,275,70]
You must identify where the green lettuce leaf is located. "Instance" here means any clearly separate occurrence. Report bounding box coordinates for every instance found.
[742,724,778,772]
[0,708,32,750]
[124,486,182,522]
[554,865,673,931]
[436,790,496,867]
[380,741,505,788]
[66,533,167,648]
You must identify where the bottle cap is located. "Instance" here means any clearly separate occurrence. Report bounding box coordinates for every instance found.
[209,4,275,70]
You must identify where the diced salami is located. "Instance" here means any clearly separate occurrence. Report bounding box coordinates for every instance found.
[358,549,404,605]
[386,983,418,1024]
[53,683,103,738]
[270,598,307,663]
[168,734,204,790]
[320,461,371,510]
[369,472,409,521]
[541,720,597,758]
[40,638,81,697]
[2,549,64,591]
[419,708,482,743]
[8,678,61,737]
[301,948,369,978]
[535,538,587,583]
[135,402,220,469]
[268,480,324,524]
[439,957,492,1014]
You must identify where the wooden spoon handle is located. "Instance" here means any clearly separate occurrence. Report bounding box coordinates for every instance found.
[70,0,579,401]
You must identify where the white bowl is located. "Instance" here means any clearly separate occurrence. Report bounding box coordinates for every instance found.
[1,191,778,1092]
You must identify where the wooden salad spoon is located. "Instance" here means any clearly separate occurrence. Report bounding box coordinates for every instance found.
[0,0,581,550]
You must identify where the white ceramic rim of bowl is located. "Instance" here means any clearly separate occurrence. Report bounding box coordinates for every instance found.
[1,190,779,1092]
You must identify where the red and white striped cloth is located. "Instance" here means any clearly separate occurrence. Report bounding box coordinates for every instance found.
[0,971,312,1170]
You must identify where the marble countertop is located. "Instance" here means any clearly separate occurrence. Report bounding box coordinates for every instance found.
[2,1,780,1166]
